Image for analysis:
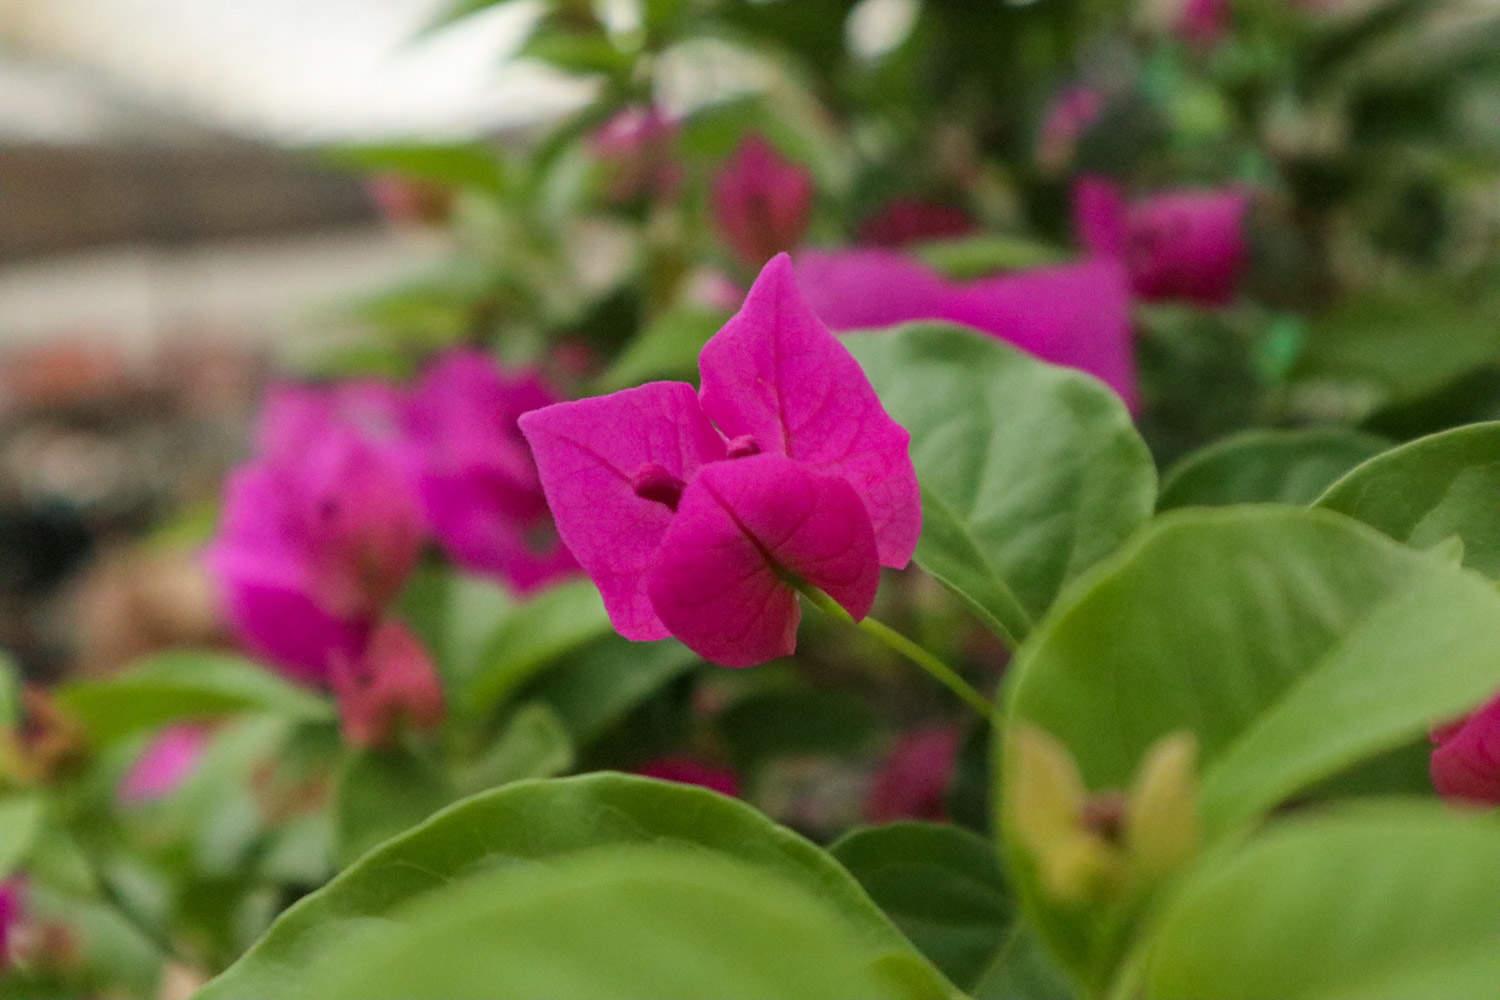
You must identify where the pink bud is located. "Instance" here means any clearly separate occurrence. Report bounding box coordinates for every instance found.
[865,725,961,823]
[365,175,453,227]
[637,756,741,798]
[1432,694,1500,806]
[857,198,977,248]
[119,725,209,803]
[712,134,814,268]
[1176,0,1230,49]
[0,879,22,971]
[331,621,446,749]
[1036,86,1105,173]
[591,106,683,203]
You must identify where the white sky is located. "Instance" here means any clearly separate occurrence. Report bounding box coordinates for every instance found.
[0,0,591,141]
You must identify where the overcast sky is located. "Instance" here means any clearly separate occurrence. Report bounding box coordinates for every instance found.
[0,0,590,140]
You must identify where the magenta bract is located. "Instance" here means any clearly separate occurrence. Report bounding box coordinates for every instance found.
[591,105,683,202]
[207,385,424,685]
[865,725,961,823]
[404,350,576,594]
[713,134,814,268]
[1432,695,1500,805]
[858,198,976,248]
[330,620,446,749]
[637,756,742,798]
[794,248,1138,409]
[521,254,920,667]
[1075,176,1250,307]
[119,724,209,803]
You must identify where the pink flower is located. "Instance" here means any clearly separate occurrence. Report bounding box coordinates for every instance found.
[713,134,814,268]
[520,255,920,668]
[1432,695,1500,805]
[591,105,682,203]
[365,175,453,227]
[404,350,576,594]
[1075,176,1250,307]
[0,879,21,970]
[857,199,977,248]
[119,725,209,803]
[330,620,446,749]
[865,725,961,822]
[637,756,741,797]
[1176,0,1230,48]
[1036,86,1105,173]
[207,386,424,685]
[793,248,1138,409]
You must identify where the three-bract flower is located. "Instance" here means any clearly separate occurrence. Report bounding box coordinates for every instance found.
[521,254,921,667]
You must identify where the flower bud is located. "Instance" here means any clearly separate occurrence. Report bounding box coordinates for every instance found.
[712,135,814,268]
[331,622,446,749]
[1125,732,1200,880]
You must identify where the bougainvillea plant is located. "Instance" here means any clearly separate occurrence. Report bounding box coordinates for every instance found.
[4,1,1500,999]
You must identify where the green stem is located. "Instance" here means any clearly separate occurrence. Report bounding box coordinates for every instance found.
[82,852,187,965]
[796,584,996,717]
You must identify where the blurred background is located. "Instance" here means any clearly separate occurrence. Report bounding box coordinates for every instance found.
[2,0,1499,684]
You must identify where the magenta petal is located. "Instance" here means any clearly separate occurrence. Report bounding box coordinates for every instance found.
[519,382,728,640]
[646,454,879,668]
[698,254,921,568]
[1126,188,1249,306]
[956,257,1138,409]
[120,725,209,803]
[1073,176,1130,257]
[1432,694,1500,805]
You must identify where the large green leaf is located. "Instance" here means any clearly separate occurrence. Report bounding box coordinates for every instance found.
[459,579,612,716]
[832,822,1013,990]
[596,307,725,391]
[1006,507,1500,837]
[301,848,947,1000]
[1159,428,1389,510]
[1316,422,1500,578]
[1139,805,1500,1000]
[55,652,332,743]
[848,324,1156,643]
[196,774,955,1000]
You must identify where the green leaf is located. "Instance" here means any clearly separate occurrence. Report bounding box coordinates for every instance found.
[721,689,878,771]
[0,652,20,727]
[0,795,43,878]
[848,323,1156,641]
[832,822,1013,990]
[1006,507,1500,839]
[971,925,1075,1000]
[1140,804,1500,1000]
[197,774,956,1000]
[302,848,948,1000]
[1316,422,1500,578]
[595,307,726,391]
[915,235,1068,281]
[333,747,455,868]
[528,638,698,746]
[459,579,612,717]
[55,651,332,743]
[319,141,506,194]
[456,702,574,793]
[417,0,529,37]
[519,27,633,77]
[1159,428,1389,510]
[1292,290,1500,411]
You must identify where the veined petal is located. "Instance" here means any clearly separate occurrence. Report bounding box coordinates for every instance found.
[519,382,727,640]
[647,454,879,668]
[698,254,921,568]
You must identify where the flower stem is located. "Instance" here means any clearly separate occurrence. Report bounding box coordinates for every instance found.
[796,584,996,717]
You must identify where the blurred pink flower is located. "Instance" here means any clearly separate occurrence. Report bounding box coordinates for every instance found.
[1036,86,1105,173]
[713,134,814,268]
[794,248,1138,409]
[858,199,977,248]
[404,350,576,594]
[1176,0,1230,48]
[637,756,742,797]
[365,175,453,227]
[1075,176,1250,307]
[1432,695,1500,806]
[0,878,21,970]
[208,386,424,685]
[520,254,920,667]
[591,105,683,202]
[119,725,209,803]
[330,620,446,749]
[865,725,961,823]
